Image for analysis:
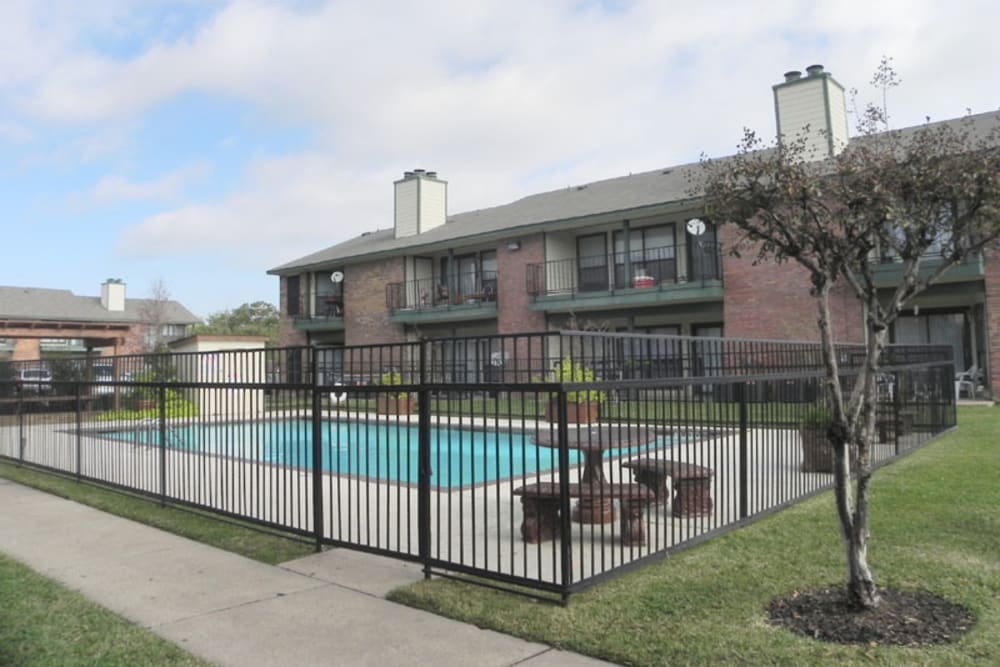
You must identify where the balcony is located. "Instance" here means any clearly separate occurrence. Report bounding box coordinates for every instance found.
[872,252,984,289]
[292,293,345,332]
[526,244,724,311]
[386,272,498,323]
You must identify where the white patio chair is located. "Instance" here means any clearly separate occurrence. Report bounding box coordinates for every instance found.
[955,365,982,399]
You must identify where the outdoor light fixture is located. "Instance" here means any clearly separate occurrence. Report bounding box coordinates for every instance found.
[506,240,521,251]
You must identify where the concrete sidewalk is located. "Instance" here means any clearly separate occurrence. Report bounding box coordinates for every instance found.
[0,479,614,667]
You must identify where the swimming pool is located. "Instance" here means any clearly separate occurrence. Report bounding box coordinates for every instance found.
[104,420,668,487]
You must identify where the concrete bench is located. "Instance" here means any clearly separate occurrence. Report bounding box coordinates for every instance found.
[512,482,653,546]
[622,459,715,518]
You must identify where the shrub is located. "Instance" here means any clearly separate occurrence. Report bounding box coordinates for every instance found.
[551,358,606,404]
[379,371,408,399]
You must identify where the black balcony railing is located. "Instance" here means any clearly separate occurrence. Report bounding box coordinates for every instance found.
[386,271,498,312]
[527,243,722,297]
[312,293,344,318]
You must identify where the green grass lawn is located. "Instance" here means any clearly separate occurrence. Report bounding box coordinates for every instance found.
[0,462,315,565]
[0,553,209,667]
[0,463,314,666]
[389,405,1000,665]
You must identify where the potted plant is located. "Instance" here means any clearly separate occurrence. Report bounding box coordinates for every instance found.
[546,358,606,424]
[376,371,414,415]
[799,404,857,473]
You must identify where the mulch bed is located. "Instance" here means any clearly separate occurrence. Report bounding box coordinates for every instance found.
[767,587,975,647]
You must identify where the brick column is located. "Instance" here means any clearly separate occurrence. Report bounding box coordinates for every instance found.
[344,258,406,347]
[277,275,308,348]
[498,233,546,335]
[983,248,1000,396]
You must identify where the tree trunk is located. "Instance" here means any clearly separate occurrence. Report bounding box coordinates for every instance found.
[845,530,879,609]
[816,284,882,611]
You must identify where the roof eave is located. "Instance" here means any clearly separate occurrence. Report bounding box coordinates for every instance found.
[268,196,704,275]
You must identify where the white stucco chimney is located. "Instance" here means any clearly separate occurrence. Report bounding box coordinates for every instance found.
[773,64,850,159]
[394,169,447,239]
[100,279,126,312]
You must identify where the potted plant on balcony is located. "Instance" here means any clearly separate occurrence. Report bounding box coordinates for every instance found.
[546,357,606,424]
[376,371,414,415]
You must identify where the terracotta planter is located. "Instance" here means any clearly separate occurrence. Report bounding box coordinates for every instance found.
[800,427,858,473]
[377,395,414,415]
[547,400,599,424]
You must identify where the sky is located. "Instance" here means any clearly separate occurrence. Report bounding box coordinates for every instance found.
[2,0,998,320]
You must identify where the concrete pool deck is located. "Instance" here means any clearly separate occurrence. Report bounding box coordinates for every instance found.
[0,479,614,667]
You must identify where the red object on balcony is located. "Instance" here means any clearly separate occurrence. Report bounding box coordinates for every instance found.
[632,275,655,289]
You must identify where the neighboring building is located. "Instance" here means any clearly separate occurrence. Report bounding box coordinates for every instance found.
[268,65,995,396]
[168,335,268,418]
[0,279,200,362]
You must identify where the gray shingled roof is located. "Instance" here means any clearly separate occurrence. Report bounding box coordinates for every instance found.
[268,111,1000,275]
[268,159,702,273]
[0,286,200,325]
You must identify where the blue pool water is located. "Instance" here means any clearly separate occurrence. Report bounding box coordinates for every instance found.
[105,420,667,487]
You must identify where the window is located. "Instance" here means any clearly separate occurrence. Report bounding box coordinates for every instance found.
[438,251,499,302]
[286,275,301,316]
[688,222,720,281]
[314,270,344,316]
[613,224,677,287]
[894,312,969,370]
[576,233,608,292]
[618,326,682,378]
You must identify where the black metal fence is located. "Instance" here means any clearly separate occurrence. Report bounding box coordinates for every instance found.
[0,331,955,601]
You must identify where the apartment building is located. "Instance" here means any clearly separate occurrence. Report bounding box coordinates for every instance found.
[0,279,199,362]
[268,65,996,396]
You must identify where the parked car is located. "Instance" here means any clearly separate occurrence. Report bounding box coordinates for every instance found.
[17,368,53,394]
[92,363,115,395]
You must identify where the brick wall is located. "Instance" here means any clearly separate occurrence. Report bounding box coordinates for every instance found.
[983,248,1000,394]
[721,224,864,343]
[344,258,406,347]
[278,275,308,348]
[498,233,546,335]
[496,234,547,381]
[10,339,40,361]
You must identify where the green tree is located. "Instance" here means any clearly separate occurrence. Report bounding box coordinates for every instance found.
[192,301,280,347]
[698,63,1000,610]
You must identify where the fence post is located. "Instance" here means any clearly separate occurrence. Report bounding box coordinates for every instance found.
[557,390,572,602]
[17,390,25,465]
[311,383,324,553]
[417,340,432,577]
[738,381,748,521]
[892,371,902,456]
[158,384,167,506]
[75,383,82,481]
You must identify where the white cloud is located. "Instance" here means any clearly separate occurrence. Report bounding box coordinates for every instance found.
[0,120,33,144]
[6,0,1000,272]
[93,162,212,202]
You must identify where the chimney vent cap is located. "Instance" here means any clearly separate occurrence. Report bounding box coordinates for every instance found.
[783,70,802,82]
[806,64,825,77]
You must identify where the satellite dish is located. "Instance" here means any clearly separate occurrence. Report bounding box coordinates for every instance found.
[686,218,706,236]
[330,271,344,283]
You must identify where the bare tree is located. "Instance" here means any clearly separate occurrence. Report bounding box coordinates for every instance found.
[140,279,172,354]
[697,65,1000,609]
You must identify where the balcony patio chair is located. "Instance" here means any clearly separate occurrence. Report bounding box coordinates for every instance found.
[955,365,982,400]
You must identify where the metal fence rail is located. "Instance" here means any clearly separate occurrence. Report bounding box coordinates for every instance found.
[0,331,955,601]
